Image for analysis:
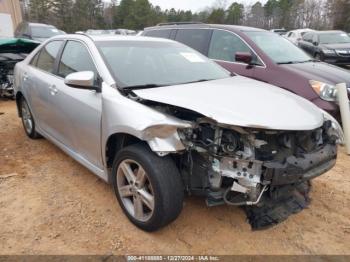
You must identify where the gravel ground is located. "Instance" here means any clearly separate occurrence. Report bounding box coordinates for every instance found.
[0,100,350,255]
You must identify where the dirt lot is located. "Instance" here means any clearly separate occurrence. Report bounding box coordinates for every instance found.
[0,100,350,255]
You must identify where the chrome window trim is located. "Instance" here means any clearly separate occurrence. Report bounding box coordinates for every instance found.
[147,27,267,69]
[28,38,103,82]
[28,40,65,79]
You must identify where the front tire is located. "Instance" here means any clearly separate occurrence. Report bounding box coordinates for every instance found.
[111,144,184,231]
[20,97,41,139]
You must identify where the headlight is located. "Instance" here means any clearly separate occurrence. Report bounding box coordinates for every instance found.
[310,80,337,101]
[322,49,336,54]
[323,110,344,145]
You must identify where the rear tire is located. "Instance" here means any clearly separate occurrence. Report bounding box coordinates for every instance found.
[244,182,311,230]
[20,97,41,139]
[111,144,184,231]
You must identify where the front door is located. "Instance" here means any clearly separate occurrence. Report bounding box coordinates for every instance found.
[49,40,103,168]
[208,29,256,77]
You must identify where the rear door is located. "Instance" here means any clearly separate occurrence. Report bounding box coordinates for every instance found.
[24,40,64,135]
[174,29,212,56]
[52,40,103,168]
[207,29,261,77]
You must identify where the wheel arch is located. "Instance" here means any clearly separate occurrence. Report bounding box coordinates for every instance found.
[105,132,144,169]
[15,91,24,117]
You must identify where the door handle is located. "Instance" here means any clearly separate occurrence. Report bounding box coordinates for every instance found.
[49,85,58,95]
[23,72,28,81]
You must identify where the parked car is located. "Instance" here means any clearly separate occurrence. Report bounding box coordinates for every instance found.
[0,38,39,98]
[86,29,112,35]
[270,28,287,35]
[114,29,137,35]
[14,22,64,42]
[14,34,342,231]
[142,24,350,121]
[299,30,350,65]
[285,28,314,45]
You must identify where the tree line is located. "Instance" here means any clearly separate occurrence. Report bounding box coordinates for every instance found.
[22,0,350,33]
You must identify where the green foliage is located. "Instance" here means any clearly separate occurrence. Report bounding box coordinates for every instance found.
[226,2,244,25]
[25,0,350,33]
[207,8,226,24]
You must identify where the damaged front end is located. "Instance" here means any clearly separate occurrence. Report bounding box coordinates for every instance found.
[174,116,339,208]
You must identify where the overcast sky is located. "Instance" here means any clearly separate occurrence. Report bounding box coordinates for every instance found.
[148,0,266,12]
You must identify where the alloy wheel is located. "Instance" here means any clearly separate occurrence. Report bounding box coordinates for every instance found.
[116,159,155,222]
[21,100,33,135]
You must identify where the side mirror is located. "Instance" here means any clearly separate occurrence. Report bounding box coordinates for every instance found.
[313,41,318,46]
[235,52,253,65]
[64,71,101,92]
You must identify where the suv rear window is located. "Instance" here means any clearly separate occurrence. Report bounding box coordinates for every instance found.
[144,29,172,39]
[174,29,212,55]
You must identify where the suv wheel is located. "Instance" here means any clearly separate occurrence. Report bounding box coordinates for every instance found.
[20,97,41,139]
[112,144,184,231]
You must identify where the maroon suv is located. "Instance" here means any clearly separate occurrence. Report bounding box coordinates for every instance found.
[142,23,350,120]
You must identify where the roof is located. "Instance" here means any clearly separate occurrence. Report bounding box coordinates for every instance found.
[53,34,175,43]
[145,23,266,33]
[28,22,56,28]
[315,30,346,34]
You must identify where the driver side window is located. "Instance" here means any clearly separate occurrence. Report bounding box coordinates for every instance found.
[208,30,261,65]
[58,41,98,81]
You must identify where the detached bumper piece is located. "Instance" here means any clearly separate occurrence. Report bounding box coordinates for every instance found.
[263,144,337,186]
[244,144,336,230]
[245,181,311,230]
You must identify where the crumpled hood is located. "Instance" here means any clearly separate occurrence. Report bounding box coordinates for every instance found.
[134,76,324,131]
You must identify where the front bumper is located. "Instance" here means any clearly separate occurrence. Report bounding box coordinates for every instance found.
[263,144,337,186]
[323,54,350,65]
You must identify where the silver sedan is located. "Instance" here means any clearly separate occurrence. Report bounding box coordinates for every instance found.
[14,34,342,231]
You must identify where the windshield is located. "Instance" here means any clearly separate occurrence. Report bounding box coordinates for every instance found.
[31,26,61,38]
[245,31,311,64]
[97,41,230,88]
[319,33,350,44]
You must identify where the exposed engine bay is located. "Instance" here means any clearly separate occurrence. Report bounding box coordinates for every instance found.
[0,54,20,99]
[0,39,39,99]
[148,102,338,208]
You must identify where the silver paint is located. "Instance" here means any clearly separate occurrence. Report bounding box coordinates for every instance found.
[14,35,327,184]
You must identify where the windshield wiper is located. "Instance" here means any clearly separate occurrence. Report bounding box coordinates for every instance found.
[278,59,319,65]
[277,61,297,65]
[123,84,166,90]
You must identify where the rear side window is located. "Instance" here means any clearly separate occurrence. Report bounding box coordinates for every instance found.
[58,41,98,79]
[36,41,62,73]
[208,30,258,64]
[144,29,171,39]
[174,29,212,55]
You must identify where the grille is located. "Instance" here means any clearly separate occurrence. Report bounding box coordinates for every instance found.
[336,49,350,57]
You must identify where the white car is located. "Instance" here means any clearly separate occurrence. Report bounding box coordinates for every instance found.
[285,29,314,45]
